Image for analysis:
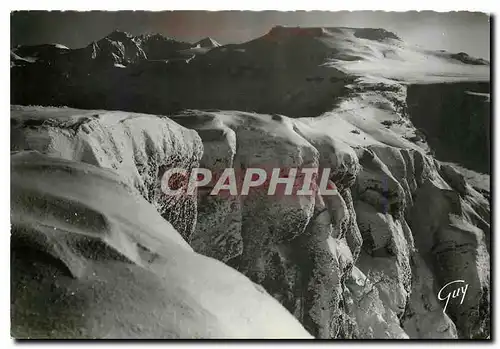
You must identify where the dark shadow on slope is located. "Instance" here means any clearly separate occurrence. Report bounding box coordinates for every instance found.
[406,82,491,174]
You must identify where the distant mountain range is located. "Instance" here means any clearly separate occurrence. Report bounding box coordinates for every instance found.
[11,30,222,67]
[11,26,489,117]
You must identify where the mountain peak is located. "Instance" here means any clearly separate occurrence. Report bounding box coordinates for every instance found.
[194,37,221,48]
[267,26,331,39]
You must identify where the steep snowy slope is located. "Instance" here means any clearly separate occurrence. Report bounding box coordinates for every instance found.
[170,107,490,339]
[11,151,312,339]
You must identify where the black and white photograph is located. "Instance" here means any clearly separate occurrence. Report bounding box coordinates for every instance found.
[9,8,492,340]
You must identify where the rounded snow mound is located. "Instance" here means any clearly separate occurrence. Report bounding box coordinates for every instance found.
[10,151,313,339]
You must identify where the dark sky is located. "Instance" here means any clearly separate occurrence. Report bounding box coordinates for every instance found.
[11,11,491,59]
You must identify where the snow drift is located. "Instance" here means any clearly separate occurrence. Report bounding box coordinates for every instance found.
[11,106,203,240]
[11,151,313,339]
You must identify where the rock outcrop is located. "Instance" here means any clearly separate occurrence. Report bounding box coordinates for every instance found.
[406,82,490,174]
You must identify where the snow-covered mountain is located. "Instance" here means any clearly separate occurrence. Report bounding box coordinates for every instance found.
[194,37,221,48]
[10,25,490,339]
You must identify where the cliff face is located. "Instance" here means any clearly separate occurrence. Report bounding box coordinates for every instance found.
[10,26,490,339]
[168,80,490,339]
